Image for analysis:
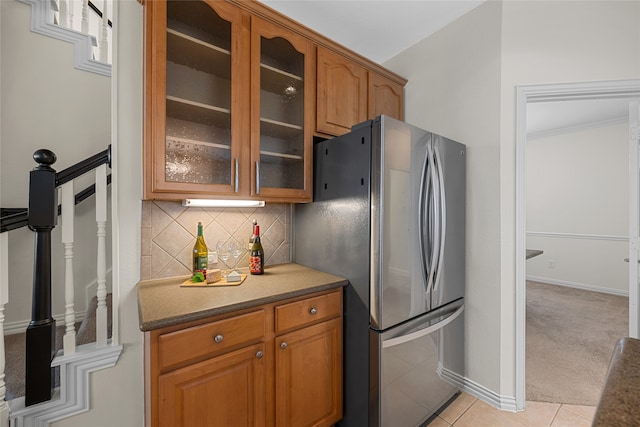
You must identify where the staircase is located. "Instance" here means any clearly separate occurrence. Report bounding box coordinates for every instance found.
[0,1,121,425]
[0,147,121,427]
[18,0,112,76]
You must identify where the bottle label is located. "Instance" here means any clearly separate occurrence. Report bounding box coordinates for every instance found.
[250,256,262,273]
[196,256,208,278]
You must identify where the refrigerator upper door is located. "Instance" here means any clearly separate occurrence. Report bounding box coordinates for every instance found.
[371,116,432,330]
[431,134,466,309]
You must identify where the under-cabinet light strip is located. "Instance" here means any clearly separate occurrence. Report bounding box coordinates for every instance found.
[182,199,265,208]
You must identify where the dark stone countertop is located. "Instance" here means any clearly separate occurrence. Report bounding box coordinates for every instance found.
[592,337,640,426]
[137,263,348,331]
[526,249,543,259]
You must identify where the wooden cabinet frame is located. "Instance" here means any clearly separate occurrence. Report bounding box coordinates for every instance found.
[144,288,343,427]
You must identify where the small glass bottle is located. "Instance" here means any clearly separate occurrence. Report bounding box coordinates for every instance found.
[192,222,208,280]
[249,225,264,275]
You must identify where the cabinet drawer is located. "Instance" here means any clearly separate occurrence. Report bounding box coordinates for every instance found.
[158,310,265,370]
[275,290,342,334]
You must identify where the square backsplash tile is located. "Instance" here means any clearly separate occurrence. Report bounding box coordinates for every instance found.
[140,201,293,280]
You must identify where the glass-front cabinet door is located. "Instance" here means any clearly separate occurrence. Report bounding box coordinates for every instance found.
[250,17,313,201]
[145,0,249,199]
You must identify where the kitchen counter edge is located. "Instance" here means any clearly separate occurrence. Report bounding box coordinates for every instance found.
[137,263,348,331]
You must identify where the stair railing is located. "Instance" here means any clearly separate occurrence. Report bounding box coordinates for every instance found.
[0,145,112,410]
[52,0,112,64]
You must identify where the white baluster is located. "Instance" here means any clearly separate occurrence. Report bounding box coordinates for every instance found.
[99,2,109,63]
[62,182,76,355]
[69,0,76,31]
[59,0,70,28]
[81,0,89,34]
[0,233,10,427]
[95,164,108,347]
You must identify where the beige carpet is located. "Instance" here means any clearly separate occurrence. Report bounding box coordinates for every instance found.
[526,281,628,406]
[3,294,112,400]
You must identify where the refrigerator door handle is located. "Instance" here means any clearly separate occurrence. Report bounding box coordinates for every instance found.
[425,143,439,295]
[382,303,464,349]
[418,145,431,293]
[432,144,447,296]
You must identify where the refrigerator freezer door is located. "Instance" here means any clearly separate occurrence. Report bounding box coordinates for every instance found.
[370,298,464,427]
[372,116,433,330]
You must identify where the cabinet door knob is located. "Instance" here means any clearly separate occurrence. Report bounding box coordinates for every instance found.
[256,350,264,359]
[214,334,224,343]
[280,342,287,349]
[309,307,318,315]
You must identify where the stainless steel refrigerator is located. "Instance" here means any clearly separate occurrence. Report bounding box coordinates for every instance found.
[293,115,466,427]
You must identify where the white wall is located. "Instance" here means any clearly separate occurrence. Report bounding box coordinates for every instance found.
[499,0,639,399]
[52,1,145,426]
[526,121,629,294]
[385,0,640,405]
[385,0,504,396]
[0,0,111,330]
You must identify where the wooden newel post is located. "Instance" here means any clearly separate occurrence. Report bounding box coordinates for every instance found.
[25,149,58,406]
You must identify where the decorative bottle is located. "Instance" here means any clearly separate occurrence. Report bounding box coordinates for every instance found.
[249,225,264,275]
[192,222,208,279]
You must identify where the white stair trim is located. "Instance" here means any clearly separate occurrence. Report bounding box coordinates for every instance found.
[17,0,111,77]
[8,342,122,427]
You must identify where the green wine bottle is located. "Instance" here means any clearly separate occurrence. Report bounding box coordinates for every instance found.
[249,225,264,275]
[192,222,208,280]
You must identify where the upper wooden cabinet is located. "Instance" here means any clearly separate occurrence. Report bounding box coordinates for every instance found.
[316,47,368,137]
[144,0,405,200]
[144,0,250,200]
[368,72,404,122]
[316,46,405,137]
[250,17,314,201]
[144,0,312,202]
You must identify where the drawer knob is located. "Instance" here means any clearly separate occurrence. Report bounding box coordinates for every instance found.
[309,307,318,315]
[214,334,224,343]
[256,350,264,359]
[280,342,287,350]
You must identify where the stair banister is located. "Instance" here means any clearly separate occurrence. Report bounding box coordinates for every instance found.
[25,149,58,407]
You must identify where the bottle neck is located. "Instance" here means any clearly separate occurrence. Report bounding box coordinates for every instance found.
[197,223,203,237]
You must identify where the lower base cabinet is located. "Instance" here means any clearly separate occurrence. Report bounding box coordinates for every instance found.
[275,318,342,427]
[159,343,266,427]
[145,288,343,427]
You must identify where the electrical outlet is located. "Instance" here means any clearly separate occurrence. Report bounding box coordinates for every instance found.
[548,260,555,269]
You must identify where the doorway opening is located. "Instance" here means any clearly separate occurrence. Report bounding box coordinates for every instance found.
[514,79,640,410]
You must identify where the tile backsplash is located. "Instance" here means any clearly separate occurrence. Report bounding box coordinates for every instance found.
[140,201,292,280]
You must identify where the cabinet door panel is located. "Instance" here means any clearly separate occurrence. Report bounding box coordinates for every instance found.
[275,318,342,427]
[145,0,249,199]
[159,343,266,427]
[316,47,367,136]
[368,72,404,121]
[251,17,314,201]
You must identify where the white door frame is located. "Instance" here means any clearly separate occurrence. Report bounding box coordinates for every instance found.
[515,79,640,410]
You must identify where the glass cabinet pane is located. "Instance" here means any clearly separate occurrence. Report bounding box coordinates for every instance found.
[165,1,232,185]
[259,36,305,190]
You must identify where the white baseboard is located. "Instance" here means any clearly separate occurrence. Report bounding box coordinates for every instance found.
[526,275,629,297]
[440,367,518,413]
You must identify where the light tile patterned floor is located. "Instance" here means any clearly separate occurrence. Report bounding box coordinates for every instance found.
[431,392,596,427]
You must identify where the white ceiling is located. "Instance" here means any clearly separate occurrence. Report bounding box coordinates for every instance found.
[527,98,632,138]
[259,0,486,64]
[259,1,635,135]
